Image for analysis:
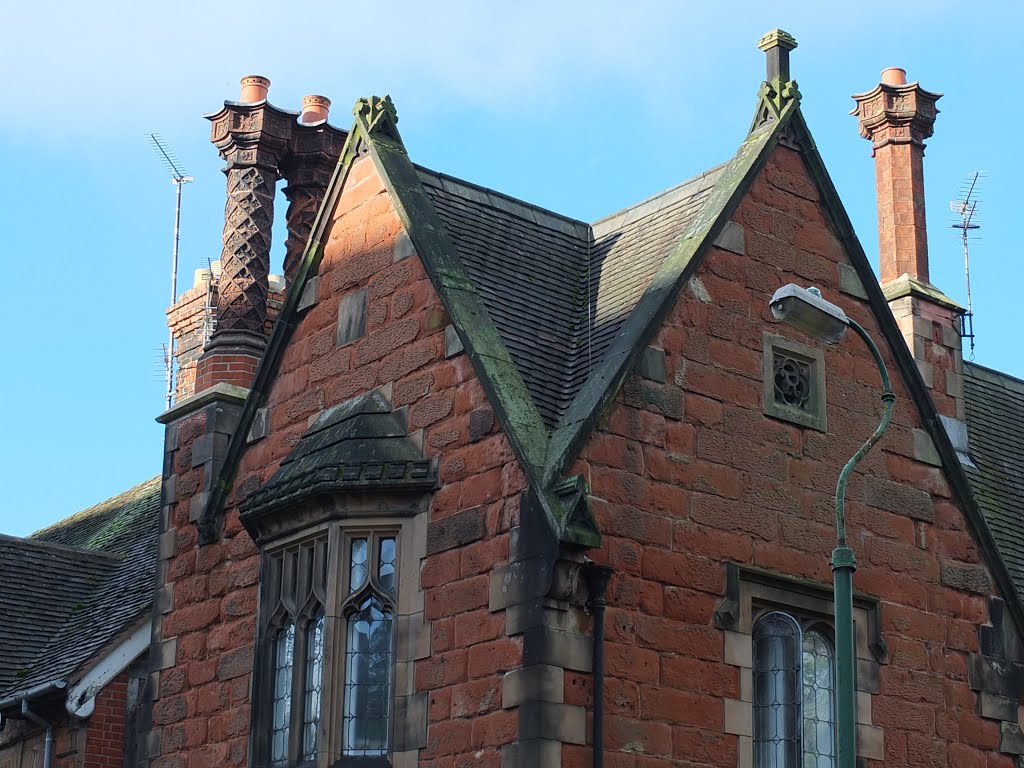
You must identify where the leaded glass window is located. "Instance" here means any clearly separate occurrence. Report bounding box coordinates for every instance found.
[272,624,296,767]
[261,536,329,767]
[802,631,836,768]
[342,534,397,756]
[302,614,325,761]
[258,529,401,767]
[753,612,836,768]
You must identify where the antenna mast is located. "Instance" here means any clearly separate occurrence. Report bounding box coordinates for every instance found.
[950,172,982,359]
[148,134,194,409]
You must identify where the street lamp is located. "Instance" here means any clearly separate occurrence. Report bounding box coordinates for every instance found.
[768,284,895,768]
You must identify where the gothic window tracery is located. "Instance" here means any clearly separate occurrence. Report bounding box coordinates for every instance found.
[753,611,837,768]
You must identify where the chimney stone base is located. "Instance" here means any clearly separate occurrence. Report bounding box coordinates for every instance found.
[887,286,965,420]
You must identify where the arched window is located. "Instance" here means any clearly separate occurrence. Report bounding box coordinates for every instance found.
[753,612,836,768]
[271,623,296,767]
[801,629,836,768]
[342,535,397,757]
[257,529,406,767]
[261,536,329,767]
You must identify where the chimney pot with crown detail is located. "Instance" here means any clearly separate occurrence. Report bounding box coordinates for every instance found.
[194,75,295,393]
[239,75,270,103]
[300,95,331,124]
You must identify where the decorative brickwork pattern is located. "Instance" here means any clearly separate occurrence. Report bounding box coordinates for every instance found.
[280,124,347,283]
[283,184,321,282]
[216,165,276,337]
[196,101,294,392]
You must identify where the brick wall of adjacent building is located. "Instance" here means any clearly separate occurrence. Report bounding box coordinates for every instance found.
[568,144,1005,768]
[0,711,83,768]
[167,278,213,405]
[83,674,131,768]
[151,154,525,768]
[167,271,285,405]
[0,673,134,768]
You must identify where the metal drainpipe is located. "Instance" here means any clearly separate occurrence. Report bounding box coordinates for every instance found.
[585,564,614,768]
[21,700,54,768]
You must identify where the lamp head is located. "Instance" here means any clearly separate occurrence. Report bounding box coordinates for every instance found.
[769,284,849,345]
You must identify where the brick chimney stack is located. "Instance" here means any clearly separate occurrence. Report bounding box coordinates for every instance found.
[852,70,966,421]
[281,96,347,283]
[161,80,344,410]
[852,67,941,284]
[195,75,293,393]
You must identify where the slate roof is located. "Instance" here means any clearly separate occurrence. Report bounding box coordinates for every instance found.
[199,94,775,546]
[241,390,437,524]
[195,78,1024,633]
[0,477,160,705]
[964,363,1024,597]
[418,164,725,427]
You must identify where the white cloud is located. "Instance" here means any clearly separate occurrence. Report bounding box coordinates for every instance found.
[1,0,968,148]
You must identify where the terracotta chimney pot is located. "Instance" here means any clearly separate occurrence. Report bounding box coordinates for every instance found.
[300,95,331,124]
[240,75,271,103]
[880,67,907,86]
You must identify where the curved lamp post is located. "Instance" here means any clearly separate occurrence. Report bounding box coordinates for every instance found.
[768,284,895,768]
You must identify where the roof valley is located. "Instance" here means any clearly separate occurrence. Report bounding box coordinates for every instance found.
[418,162,727,429]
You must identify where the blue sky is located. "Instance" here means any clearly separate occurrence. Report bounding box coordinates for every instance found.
[1,1,1019,535]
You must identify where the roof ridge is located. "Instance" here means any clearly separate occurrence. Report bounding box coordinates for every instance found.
[29,476,161,541]
[0,533,122,562]
[414,164,592,235]
[590,162,729,230]
[966,361,1024,391]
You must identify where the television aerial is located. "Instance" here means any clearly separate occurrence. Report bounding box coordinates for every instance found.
[148,133,194,409]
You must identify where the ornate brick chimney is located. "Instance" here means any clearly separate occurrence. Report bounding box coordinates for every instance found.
[195,75,293,392]
[281,96,347,283]
[853,69,966,420]
[163,79,344,407]
[852,68,942,285]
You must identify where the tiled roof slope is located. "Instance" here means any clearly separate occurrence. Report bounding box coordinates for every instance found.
[0,477,159,702]
[32,477,160,553]
[418,164,725,427]
[0,538,116,693]
[964,363,1024,596]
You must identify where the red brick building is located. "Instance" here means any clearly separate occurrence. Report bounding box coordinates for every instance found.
[139,29,1024,768]
[0,480,160,768]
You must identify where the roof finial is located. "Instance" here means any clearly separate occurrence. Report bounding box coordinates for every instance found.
[749,29,801,134]
[757,29,797,83]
